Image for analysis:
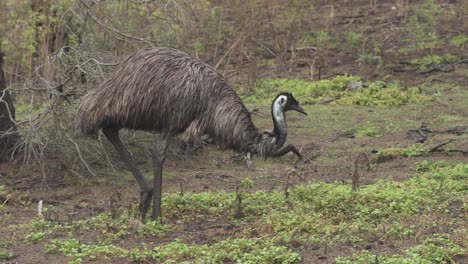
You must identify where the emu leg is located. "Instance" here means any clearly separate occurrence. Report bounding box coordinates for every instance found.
[102,128,152,221]
[274,144,304,167]
[151,135,170,221]
[245,152,254,170]
[274,144,302,159]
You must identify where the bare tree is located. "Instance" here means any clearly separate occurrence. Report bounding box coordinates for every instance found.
[0,51,20,162]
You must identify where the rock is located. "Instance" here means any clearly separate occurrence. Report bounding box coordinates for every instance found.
[128,219,145,230]
[346,81,363,92]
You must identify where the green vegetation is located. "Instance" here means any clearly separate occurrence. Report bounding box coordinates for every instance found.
[405,0,443,54]
[336,236,464,264]
[343,124,381,138]
[241,76,428,106]
[410,54,458,70]
[47,237,300,263]
[15,101,48,121]
[376,144,430,161]
[450,34,468,50]
[0,185,9,210]
[346,32,363,49]
[415,160,446,172]
[16,163,465,263]
[0,249,14,261]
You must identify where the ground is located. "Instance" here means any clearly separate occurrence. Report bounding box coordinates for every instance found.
[1,0,467,263]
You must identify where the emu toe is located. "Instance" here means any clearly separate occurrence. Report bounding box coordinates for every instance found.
[294,159,305,168]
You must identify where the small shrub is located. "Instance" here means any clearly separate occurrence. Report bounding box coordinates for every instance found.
[335,235,464,263]
[450,34,468,50]
[0,250,14,261]
[343,125,381,138]
[346,32,363,49]
[241,76,428,106]
[405,0,443,53]
[25,232,46,243]
[410,54,458,70]
[376,144,429,161]
[416,160,446,172]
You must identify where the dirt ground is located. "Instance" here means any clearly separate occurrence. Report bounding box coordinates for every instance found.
[1,1,467,263]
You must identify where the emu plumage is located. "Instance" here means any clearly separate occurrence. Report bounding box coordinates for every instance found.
[76,47,306,221]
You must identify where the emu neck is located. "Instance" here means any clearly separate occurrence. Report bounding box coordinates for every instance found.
[272,101,287,147]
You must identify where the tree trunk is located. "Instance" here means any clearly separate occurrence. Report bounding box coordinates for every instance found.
[0,52,20,162]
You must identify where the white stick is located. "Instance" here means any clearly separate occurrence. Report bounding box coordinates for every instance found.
[38,200,43,216]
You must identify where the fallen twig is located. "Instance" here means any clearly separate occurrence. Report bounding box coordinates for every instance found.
[429,139,455,152]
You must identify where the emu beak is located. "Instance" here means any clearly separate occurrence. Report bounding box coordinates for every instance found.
[290,104,307,115]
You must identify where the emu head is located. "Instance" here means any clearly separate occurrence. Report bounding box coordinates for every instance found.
[271,92,307,141]
[272,92,307,117]
[249,92,307,157]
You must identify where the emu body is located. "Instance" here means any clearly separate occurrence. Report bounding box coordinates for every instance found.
[76,47,306,221]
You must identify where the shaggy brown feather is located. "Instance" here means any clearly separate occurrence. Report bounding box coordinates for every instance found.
[76,48,287,157]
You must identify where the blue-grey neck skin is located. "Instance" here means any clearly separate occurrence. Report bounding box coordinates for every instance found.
[271,95,287,147]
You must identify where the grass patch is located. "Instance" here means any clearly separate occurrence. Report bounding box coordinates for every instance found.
[46,237,300,263]
[26,163,467,263]
[240,76,428,106]
[336,235,464,264]
[14,101,48,121]
[0,249,14,261]
[376,144,430,161]
[410,54,458,70]
[0,185,5,210]
[343,124,382,138]
[437,114,463,123]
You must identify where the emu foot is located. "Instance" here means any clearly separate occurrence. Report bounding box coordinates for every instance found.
[293,159,305,168]
[139,189,153,222]
[245,152,255,171]
[246,159,255,171]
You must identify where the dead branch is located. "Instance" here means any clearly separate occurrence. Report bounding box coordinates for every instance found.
[421,59,468,74]
[80,0,154,47]
[320,96,340,104]
[429,139,455,152]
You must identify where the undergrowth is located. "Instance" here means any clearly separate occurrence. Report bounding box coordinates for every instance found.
[19,163,466,263]
[240,76,429,106]
[376,144,430,161]
[336,235,464,264]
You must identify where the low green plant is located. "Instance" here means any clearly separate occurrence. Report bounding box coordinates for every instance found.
[14,101,48,121]
[241,178,254,189]
[437,114,463,123]
[358,52,382,65]
[450,34,468,50]
[0,250,14,261]
[404,0,443,54]
[343,124,381,137]
[358,41,383,67]
[25,231,46,243]
[315,30,337,49]
[46,239,127,263]
[335,235,464,263]
[241,76,428,106]
[410,54,458,70]
[71,209,173,240]
[46,237,301,263]
[416,160,446,172]
[346,32,363,49]
[0,185,7,210]
[376,144,429,161]
[39,163,467,263]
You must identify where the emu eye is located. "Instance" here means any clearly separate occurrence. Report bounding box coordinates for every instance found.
[280,97,286,105]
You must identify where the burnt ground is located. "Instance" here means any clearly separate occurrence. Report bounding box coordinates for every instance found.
[1,0,467,263]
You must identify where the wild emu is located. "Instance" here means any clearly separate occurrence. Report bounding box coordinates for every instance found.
[76,47,307,221]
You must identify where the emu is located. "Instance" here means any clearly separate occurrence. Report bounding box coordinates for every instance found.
[76,47,307,221]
